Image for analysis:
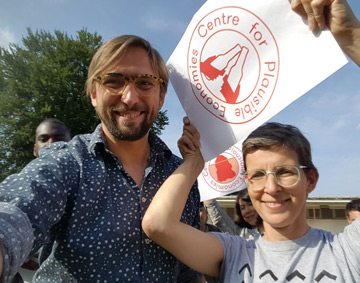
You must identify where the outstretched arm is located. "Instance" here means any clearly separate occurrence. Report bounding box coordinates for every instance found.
[142,117,223,278]
[291,0,360,66]
[0,203,34,282]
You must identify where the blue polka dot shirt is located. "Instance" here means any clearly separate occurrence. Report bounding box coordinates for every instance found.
[0,124,201,282]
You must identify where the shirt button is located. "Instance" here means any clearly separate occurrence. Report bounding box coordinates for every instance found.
[142,197,147,203]
[145,239,151,244]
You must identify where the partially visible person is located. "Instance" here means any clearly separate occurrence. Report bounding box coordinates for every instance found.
[0,35,202,283]
[31,118,71,272]
[34,118,72,266]
[199,202,221,232]
[142,118,360,282]
[291,0,360,66]
[33,118,71,158]
[34,119,71,265]
[204,188,264,239]
[15,118,72,283]
[346,198,360,224]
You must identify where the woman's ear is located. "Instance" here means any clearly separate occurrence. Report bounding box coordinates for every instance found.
[305,169,319,194]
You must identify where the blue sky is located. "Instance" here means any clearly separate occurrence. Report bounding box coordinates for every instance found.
[1,0,359,196]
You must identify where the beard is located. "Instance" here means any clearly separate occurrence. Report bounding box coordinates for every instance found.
[96,103,157,141]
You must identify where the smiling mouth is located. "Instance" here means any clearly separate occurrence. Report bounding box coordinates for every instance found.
[114,111,142,118]
[262,200,289,208]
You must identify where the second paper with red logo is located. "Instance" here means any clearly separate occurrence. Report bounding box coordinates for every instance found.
[167,0,347,200]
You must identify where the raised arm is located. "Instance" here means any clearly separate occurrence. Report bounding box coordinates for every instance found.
[291,0,360,66]
[142,117,223,278]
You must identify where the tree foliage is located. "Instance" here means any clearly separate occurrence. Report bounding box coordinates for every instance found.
[0,28,169,181]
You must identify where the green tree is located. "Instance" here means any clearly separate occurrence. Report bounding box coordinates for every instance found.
[0,28,169,181]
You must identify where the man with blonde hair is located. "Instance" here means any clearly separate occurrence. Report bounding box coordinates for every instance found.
[0,35,201,282]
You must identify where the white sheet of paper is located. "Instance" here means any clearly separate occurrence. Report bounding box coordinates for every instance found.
[167,0,348,164]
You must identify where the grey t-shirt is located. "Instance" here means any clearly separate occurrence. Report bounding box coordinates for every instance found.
[211,218,360,282]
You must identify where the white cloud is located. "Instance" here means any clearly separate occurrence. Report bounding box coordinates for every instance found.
[0,28,16,47]
[0,27,16,48]
[332,119,350,130]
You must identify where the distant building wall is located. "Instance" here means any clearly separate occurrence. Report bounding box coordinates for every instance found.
[307,219,348,233]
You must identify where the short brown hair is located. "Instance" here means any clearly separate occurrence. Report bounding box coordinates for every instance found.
[242,122,317,172]
[86,35,168,96]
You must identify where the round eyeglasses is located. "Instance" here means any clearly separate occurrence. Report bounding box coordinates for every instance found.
[96,73,164,96]
[243,165,307,191]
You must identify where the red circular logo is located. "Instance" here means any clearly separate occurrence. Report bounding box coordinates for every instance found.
[201,145,246,193]
[187,6,280,124]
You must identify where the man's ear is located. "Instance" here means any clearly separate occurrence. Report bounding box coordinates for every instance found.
[159,91,166,108]
[33,144,38,158]
[305,169,319,194]
[90,91,97,108]
[346,216,352,224]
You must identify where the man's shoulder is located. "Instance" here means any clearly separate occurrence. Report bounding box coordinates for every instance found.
[149,132,182,163]
[167,151,183,164]
[39,132,92,156]
[336,217,360,241]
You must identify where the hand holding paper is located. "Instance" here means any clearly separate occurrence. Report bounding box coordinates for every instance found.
[167,0,349,200]
[178,117,204,171]
[168,0,347,162]
[291,0,360,66]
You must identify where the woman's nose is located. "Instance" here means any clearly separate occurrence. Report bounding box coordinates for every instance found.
[263,173,281,194]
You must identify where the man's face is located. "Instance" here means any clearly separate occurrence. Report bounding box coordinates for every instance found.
[245,147,318,237]
[33,122,71,157]
[90,47,165,142]
[347,210,360,224]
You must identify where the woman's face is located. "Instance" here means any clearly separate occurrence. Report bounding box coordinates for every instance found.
[239,199,259,226]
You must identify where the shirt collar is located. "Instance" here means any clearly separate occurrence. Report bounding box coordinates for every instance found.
[148,131,173,160]
[89,124,173,160]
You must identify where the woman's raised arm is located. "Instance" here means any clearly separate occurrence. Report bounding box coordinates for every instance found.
[142,117,224,278]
